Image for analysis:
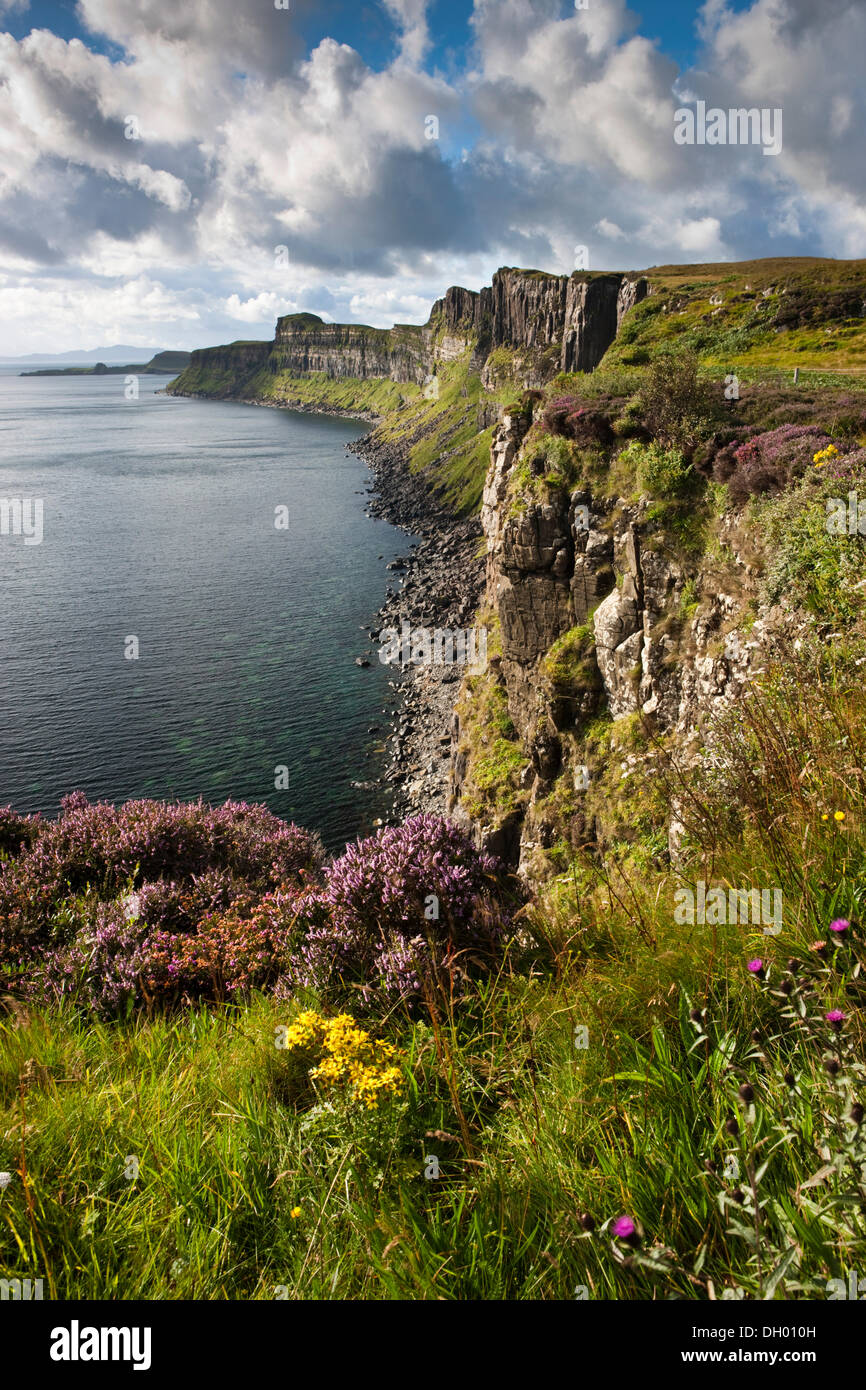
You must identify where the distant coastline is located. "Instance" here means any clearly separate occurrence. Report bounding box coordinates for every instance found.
[19,349,191,378]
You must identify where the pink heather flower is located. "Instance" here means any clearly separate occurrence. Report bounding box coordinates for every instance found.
[829,920,850,934]
[826,1010,846,1030]
[612,1216,637,1240]
[747,959,764,975]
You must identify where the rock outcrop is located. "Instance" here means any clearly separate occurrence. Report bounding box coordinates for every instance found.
[271,314,428,384]
[167,268,649,400]
[449,411,795,879]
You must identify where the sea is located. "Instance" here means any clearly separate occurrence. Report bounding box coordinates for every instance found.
[0,368,411,854]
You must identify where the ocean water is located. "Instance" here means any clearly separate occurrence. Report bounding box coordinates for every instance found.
[0,370,410,853]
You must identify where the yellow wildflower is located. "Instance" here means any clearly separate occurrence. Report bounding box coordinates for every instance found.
[290,1206,302,1219]
[281,1010,404,1109]
[834,810,846,822]
[813,444,839,467]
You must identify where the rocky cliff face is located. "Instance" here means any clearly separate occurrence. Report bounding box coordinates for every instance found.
[449,411,793,878]
[168,268,649,400]
[271,314,428,384]
[167,340,272,397]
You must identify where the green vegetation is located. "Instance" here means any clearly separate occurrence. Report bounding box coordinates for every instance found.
[371,352,514,514]
[249,369,412,417]
[542,624,599,690]
[755,458,866,625]
[451,617,530,823]
[606,258,866,374]
[622,439,693,496]
[4,636,866,1298]
[5,260,866,1301]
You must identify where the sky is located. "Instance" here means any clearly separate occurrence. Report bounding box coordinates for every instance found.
[0,0,863,355]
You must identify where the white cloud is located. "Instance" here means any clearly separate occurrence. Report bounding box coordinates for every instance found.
[674,216,725,254]
[224,291,299,322]
[380,0,431,67]
[348,288,434,324]
[596,219,626,240]
[0,0,863,353]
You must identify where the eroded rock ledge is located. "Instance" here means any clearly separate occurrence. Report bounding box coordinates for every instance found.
[449,411,804,879]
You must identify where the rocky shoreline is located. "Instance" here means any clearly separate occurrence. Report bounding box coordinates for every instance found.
[350,431,485,822]
[164,385,486,826]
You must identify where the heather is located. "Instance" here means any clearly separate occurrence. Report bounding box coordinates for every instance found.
[2,641,866,1298]
[0,799,514,1018]
[299,814,516,1013]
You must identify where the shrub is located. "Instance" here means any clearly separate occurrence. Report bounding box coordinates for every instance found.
[38,903,151,1019]
[715,424,836,505]
[280,1010,404,1110]
[636,349,722,455]
[32,885,305,1015]
[619,439,693,497]
[0,807,41,857]
[541,396,615,448]
[298,814,517,1014]
[757,465,866,623]
[0,794,323,947]
[141,889,303,1004]
[0,795,324,1009]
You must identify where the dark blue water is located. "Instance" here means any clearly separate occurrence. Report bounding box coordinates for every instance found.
[0,372,408,852]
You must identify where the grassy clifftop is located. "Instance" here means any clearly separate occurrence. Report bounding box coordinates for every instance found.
[609,257,866,373]
[166,259,866,517]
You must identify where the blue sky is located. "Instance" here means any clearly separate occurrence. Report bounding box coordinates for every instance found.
[7,0,755,72]
[0,0,862,354]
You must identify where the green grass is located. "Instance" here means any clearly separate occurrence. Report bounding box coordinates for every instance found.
[247,369,412,416]
[604,258,866,375]
[3,635,866,1298]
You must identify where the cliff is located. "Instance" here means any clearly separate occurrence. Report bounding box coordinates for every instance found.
[444,254,866,880]
[167,255,866,882]
[448,407,781,872]
[166,267,649,402]
[166,266,649,517]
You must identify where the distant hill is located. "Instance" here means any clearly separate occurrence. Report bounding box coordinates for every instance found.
[20,350,192,377]
[1,345,164,365]
[146,351,192,371]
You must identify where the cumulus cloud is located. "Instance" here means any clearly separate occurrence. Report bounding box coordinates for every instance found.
[224,291,299,322]
[380,0,431,67]
[0,0,862,353]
